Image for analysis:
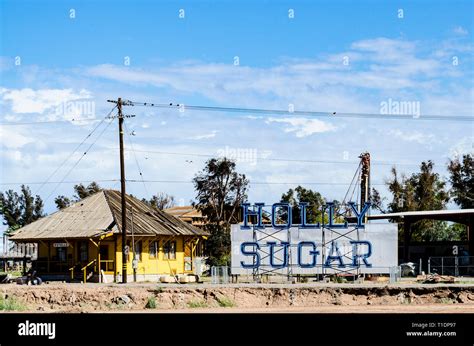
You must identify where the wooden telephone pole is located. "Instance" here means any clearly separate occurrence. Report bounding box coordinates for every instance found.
[359,152,371,223]
[107,98,134,283]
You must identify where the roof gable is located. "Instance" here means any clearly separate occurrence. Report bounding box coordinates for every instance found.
[10,191,114,240]
[10,190,208,241]
[104,190,207,236]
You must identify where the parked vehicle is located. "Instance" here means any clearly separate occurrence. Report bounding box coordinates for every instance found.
[0,273,13,283]
[400,262,416,277]
[16,269,42,285]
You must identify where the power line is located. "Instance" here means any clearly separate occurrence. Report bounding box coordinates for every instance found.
[34,106,117,195]
[123,121,150,199]
[43,116,116,204]
[115,148,434,167]
[0,179,387,186]
[0,119,101,126]
[126,179,387,186]
[126,101,473,122]
[342,161,362,205]
[0,180,119,186]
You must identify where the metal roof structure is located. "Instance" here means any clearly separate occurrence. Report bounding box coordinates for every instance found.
[10,190,209,241]
[366,209,474,262]
[368,209,474,224]
[164,206,204,219]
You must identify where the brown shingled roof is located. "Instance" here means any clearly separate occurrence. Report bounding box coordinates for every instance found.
[10,190,208,241]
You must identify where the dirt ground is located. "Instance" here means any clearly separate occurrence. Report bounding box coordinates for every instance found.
[2,282,474,313]
[131,305,474,313]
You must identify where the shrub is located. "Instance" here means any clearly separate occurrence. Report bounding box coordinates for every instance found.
[145,296,157,309]
[216,296,234,308]
[333,276,347,283]
[0,296,26,311]
[439,297,455,304]
[187,299,208,308]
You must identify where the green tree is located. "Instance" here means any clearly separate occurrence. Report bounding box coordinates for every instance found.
[425,222,467,242]
[280,186,325,224]
[0,185,45,235]
[448,154,473,209]
[54,195,72,210]
[193,158,249,266]
[73,182,102,200]
[386,161,450,242]
[142,192,175,210]
[370,187,385,213]
[54,182,102,210]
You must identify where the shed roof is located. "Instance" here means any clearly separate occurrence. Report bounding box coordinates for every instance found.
[164,206,204,219]
[368,209,474,224]
[10,190,208,241]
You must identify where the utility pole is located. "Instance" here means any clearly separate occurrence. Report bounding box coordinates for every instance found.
[131,207,137,282]
[118,98,128,283]
[359,152,371,223]
[108,97,134,284]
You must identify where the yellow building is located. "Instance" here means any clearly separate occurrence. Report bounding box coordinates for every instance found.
[9,190,209,283]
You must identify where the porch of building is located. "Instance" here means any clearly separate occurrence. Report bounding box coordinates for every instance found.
[30,232,115,282]
[28,234,204,282]
[8,190,210,282]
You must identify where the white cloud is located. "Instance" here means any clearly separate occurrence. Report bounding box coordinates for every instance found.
[351,38,416,59]
[0,127,33,148]
[1,88,93,116]
[453,26,468,36]
[449,136,474,159]
[83,37,473,118]
[266,117,336,137]
[388,129,437,145]
[188,130,218,140]
[1,36,472,210]
[2,149,23,162]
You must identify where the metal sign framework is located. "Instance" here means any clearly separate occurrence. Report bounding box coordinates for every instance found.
[249,227,363,279]
[248,206,364,281]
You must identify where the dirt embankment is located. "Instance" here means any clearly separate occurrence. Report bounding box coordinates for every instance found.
[2,284,474,312]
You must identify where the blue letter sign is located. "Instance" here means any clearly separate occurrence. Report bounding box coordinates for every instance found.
[297,241,319,268]
[240,242,260,268]
[238,201,375,271]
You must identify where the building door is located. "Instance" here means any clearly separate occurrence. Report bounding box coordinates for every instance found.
[184,241,192,272]
[100,245,109,272]
[77,241,88,263]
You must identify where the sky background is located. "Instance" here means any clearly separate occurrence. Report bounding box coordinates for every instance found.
[0,0,473,240]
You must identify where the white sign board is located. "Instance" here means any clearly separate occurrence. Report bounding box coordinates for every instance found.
[53,242,69,248]
[231,223,398,275]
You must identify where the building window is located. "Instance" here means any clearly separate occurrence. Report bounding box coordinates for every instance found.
[134,241,142,262]
[79,241,88,262]
[164,241,176,260]
[149,241,159,258]
[126,240,142,262]
[57,247,66,262]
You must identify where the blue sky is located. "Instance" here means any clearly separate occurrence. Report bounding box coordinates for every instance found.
[1,0,473,68]
[0,0,473,231]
